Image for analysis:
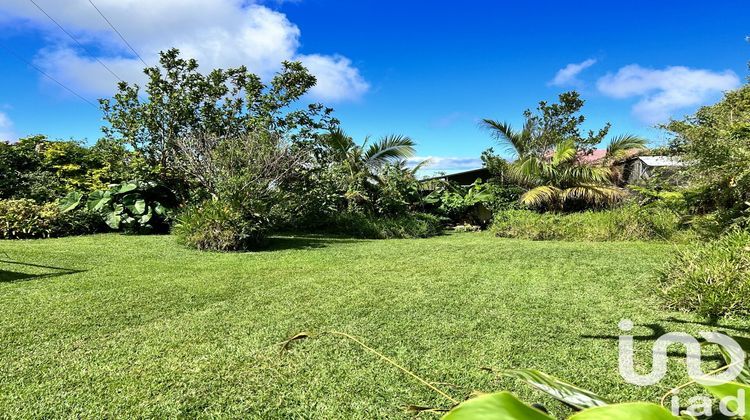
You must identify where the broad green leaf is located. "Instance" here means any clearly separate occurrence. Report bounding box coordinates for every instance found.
[140,207,153,225]
[700,380,750,419]
[122,194,146,215]
[502,369,610,410]
[442,392,553,420]
[58,191,83,213]
[86,190,112,211]
[105,211,121,229]
[117,182,137,194]
[570,402,678,419]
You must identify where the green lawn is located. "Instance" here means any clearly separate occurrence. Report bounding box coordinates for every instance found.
[1,233,749,418]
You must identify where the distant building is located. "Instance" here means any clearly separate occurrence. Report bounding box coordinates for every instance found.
[420,167,492,186]
[621,156,686,184]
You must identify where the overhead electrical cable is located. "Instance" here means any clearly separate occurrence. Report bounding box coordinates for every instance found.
[86,0,149,68]
[27,0,124,82]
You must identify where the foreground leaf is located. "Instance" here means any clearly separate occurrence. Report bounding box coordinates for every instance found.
[503,369,610,410]
[700,380,750,419]
[442,392,553,420]
[717,335,750,385]
[569,402,678,419]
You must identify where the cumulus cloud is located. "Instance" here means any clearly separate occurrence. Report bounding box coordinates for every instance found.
[0,111,15,142]
[407,156,483,172]
[0,0,368,102]
[597,64,740,123]
[550,58,597,86]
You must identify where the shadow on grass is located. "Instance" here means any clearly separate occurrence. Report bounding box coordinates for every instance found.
[260,235,366,252]
[581,322,727,362]
[661,316,750,336]
[0,259,86,283]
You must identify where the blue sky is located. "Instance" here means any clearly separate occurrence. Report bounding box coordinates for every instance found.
[0,0,748,173]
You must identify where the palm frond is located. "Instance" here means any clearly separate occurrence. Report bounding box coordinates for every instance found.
[558,164,613,185]
[562,185,625,206]
[324,128,355,154]
[606,134,647,160]
[551,139,577,166]
[363,135,416,168]
[521,185,562,208]
[481,119,530,158]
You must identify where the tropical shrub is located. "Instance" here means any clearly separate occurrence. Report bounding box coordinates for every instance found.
[308,212,442,239]
[659,230,750,318]
[60,180,174,233]
[0,199,101,239]
[490,205,684,242]
[0,136,137,202]
[173,200,268,251]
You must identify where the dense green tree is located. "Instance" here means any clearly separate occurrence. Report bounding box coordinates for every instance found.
[100,48,337,195]
[664,83,750,227]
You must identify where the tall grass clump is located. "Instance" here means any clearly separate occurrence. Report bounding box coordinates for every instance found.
[490,204,685,242]
[659,230,750,318]
[173,200,268,251]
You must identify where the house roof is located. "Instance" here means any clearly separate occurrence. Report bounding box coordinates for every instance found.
[637,156,685,167]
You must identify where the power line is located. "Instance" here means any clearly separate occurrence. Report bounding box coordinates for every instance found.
[0,44,98,108]
[27,0,124,83]
[86,0,149,68]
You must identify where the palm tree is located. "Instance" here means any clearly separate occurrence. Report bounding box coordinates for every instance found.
[322,128,416,210]
[482,119,647,210]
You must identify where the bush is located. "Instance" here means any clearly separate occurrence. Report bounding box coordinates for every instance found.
[658,230,750,318]
[0,199,101,239]
[490,205,685,241]
[311,212,443,239]
[173,200,268,251]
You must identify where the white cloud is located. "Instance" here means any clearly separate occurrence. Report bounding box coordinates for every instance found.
[0,0,368,102]
[550,58,597,86]
[407,156,483,172]
[597,64,740,123]
[0,111,15,142]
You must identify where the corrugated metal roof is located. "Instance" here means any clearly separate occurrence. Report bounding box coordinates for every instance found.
[639,156,685,167]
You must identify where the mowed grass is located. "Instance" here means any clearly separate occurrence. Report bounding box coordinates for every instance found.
[1,233,749,418]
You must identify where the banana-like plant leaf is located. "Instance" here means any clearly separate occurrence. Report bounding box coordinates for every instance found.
[502,369,610,410]
[86,190,112,211]
[117,182,137,194]
[442,392,553,420]
[700,380,750,419]
[59,191,83,213]
[569,402,678,419]
[104,211,121,229]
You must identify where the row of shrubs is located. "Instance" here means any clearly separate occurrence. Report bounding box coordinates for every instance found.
[489,204,687,242]
[0,199,102,239]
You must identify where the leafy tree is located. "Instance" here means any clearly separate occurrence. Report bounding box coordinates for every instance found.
[663,83,750,228]
[482,92,646,210]
[100,48,337,196]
